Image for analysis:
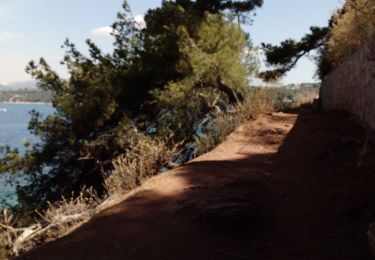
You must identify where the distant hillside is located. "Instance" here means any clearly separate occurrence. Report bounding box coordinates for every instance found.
[254,82,320,90]
[0,89,52,103]
[284,82,320,89]
[0,81,37,91]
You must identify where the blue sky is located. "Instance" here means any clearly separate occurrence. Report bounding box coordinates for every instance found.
[0,0,342,84]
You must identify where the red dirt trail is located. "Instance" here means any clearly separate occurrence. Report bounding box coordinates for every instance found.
[19,109,375,259]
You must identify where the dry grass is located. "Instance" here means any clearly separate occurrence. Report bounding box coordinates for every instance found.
[326,0,375,68]
[280,90,318,110]
[0,131,171,258]
[104,133,171,196]
[0,188,100,258]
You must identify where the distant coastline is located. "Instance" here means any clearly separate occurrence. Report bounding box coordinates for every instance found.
[0,101,52,105]
[0,88,53,104]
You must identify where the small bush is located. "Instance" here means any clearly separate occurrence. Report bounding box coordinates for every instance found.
[242,88,278,118]
[194,114,240,154]
[320,0,375,75]
[104,133,171,195]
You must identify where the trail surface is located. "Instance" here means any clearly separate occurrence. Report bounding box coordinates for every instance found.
[20,109,375,259]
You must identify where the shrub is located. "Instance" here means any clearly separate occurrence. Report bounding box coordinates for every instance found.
[104,133,171,195]
[320,0,375,75]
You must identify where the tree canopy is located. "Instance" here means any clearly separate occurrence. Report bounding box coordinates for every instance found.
[175,0,263,14]
[259,26,329,81]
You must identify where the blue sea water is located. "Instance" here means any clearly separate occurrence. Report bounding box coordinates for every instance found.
[0,103,54,207]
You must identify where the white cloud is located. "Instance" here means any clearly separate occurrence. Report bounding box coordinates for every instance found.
[90,15,145,39]
[90,26,116,38]
[134,15,146,29]
[0,31,14,43]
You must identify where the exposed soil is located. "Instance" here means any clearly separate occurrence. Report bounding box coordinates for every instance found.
[19,108,375,259]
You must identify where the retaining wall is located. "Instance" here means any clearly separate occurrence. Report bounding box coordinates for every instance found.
[321,42,375,129]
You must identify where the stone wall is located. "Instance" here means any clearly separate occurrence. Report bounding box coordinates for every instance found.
[321,42,375,129]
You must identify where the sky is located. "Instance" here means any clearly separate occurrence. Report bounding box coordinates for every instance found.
[0,0,343,85]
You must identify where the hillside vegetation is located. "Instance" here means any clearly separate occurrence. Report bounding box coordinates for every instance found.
[0,89,52,103]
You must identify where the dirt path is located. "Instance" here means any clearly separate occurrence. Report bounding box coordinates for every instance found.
[19,109,375,259]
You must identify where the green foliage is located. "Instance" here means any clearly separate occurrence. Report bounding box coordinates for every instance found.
[1,3,145,209]
[151,12,254,140]
[175,0,263,15]
[260,26,329,81]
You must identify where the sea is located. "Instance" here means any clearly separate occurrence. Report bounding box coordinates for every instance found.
[0,103,54,207]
